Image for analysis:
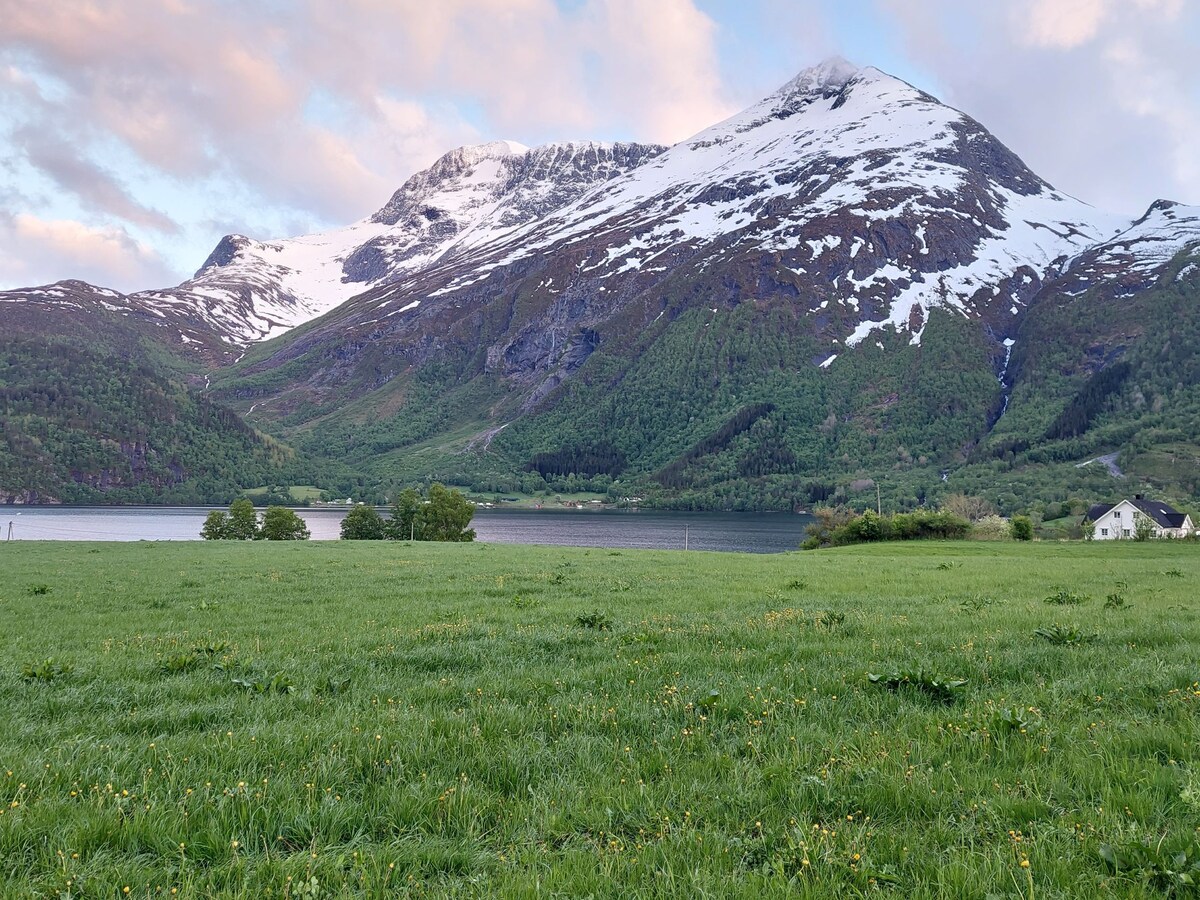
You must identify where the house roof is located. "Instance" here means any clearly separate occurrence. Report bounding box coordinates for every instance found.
[1088,498,1189,528]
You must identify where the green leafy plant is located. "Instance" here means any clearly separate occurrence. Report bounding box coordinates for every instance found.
[21,658,73,682]
[232,671,295,694]
[1045,588,1089,605]
[318,675,351,696]
[815,611,846,628]
[193,641,228,656]
[159,653,201,674]
[26,583,50,596]
[1010,515,1035,541]
[935,562,961,571]
[1099,839,1200,893]
[959,594,995,612]
[868,668,967,704]
[575,611,613,630]
[1164,569,1185,579]
[1035,624,1091,645]
[994,705,1040,735]
[1104,592,1129,609]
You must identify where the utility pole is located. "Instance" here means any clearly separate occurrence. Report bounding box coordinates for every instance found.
[684,525,689,551]
[6,521,12,541]
[876,482,882,516]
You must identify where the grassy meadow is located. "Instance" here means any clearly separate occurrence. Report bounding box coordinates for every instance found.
[1,539,1199,897]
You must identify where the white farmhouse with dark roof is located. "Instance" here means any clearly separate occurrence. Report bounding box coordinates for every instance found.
[1087,495,1195,540]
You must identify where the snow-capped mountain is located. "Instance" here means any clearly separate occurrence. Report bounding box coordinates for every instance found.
[5,58,1191,361]
[1052,199,1200,296]
[123,140,663,344]
[7,57,1200,508]
[252,56,1142,395]
[430,57,1126,352]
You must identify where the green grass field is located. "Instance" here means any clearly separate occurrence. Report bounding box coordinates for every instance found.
[2,540,1198,897]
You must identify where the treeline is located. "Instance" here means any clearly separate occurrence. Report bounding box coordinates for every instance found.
[657,402,779,488]
[1045,361,1131,441]
[527,442,627,478]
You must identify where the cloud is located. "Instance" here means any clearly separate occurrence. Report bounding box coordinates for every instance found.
[0,0,731,260]
[876,0,1200,213]
[0,212,178,292]
[1018,0,1111,49]
[15,127,180,233]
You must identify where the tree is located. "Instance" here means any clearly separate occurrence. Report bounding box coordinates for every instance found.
[941,493,997,523]
[200,509,230,540]
[340,504,387,540]
[421,483,476,542]
[1133,513,1156,542]
[1010,515,1034,541]
[385,488,424,541]
[261,506,310,540]
[380,484,476,542]
[227,498,261,540]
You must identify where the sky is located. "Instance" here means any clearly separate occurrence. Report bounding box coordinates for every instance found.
[1,0,1197,293]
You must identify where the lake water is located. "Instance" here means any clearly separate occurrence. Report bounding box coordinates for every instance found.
[1,506,811,553]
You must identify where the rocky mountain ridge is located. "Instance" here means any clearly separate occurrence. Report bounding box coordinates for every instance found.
[4,58,1200,510]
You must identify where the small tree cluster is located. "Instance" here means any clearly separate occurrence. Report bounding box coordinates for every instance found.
[804,508,970,549]
[340,483,476,542]
[201,499,310,541]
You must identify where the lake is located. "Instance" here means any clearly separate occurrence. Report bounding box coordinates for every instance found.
[1,506,811,553]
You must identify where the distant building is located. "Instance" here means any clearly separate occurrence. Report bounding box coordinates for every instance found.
[1087,495,1195,540]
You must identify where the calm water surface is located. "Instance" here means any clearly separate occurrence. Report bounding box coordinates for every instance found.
[2,507,811,553]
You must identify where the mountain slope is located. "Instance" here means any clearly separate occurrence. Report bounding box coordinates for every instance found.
[5,59,1200,512]
[126,140,665,345]
[200,59,1145,507]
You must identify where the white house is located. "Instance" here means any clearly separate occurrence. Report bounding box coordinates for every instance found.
[1087,495,1195,540]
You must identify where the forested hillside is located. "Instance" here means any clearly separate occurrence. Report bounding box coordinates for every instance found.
[0,337,301,504]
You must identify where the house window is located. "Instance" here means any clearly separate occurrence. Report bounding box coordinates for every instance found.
[1114,510,1121,518]
[1101,528,1109,536]
[1122,529,1130,537]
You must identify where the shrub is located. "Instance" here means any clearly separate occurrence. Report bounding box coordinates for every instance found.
[868,668,967,704]
[970,515,1011,541]
[1010,515,1034,541]
[820,509,970,547]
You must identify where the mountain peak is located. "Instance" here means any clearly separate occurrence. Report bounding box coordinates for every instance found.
[784,55,862,93]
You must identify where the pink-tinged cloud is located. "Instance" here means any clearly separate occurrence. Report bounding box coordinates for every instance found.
[878,0,1199,213]
[15,127,180,233]
[0,213,177,292]
[0,0,732,233]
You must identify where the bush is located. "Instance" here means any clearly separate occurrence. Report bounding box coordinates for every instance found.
[340,504,387,540]
[970,515,1011,541]
[1010,515,1034,541]
[816,509,970,547]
